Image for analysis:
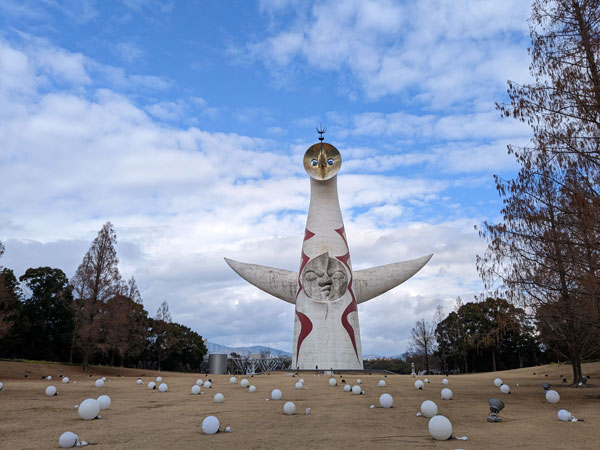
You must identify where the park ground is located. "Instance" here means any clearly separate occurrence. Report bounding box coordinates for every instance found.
[0,360,599,449]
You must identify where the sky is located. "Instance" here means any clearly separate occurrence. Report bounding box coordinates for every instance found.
[0,0,534,356]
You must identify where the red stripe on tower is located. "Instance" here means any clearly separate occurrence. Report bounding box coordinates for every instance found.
[336,251,358,359]
[341,300,358,359]
[334,226,348,248]
[296,251,311,299]
[296,311,313,358]
[304,228,315,241]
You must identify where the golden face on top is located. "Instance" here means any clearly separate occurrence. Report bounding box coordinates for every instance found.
[303,142,342,180]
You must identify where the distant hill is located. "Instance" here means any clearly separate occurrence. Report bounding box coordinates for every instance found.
[363,354,404,360]
[206,341,291,358]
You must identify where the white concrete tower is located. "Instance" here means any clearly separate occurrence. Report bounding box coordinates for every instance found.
[225,138,432,370]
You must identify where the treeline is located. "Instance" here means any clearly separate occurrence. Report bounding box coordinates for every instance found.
[366,297,552,375]
[0,223,206,372]
[435,298,541,373]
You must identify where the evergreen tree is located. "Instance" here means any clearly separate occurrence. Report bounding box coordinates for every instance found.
[18,267,75,362]
[0,268,21,343]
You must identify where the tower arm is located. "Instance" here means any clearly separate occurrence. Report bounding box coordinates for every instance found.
[224,258,298,304]
[353,254,433,304]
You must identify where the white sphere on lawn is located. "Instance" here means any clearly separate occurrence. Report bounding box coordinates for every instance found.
[295,381,303,389]
[356,379,362,384]
[196,378,203,386]
[148,381,156,390]
[191,385,201,395]
[271,389,282,400]
[558,409,572,421]
[240,378,249,388]
[156,376,162,382]
[59,431,78,448]
[102,377,106,381]
[136,378,142,385]
[441,388,453,400]
[500,384,510,394]
[78,398,100,420]
[494,378,503,387]
[299,378,304,384]
[45,385,57,396]
[421,400,438,418]
[214,393,224,403]
[378,380,386,387]
[229,376,237,384]
[424,378,429,384]
[379,393,393,408]
[249,385,256,393]
[158,383,168,392]
[0,381,3,389]
[62,377,69,384]
[94,379,104,388]
[415,380,424,390]
[204,381,212,388]
[428,415,453,440]
[442,378,449,385]
[47,376,52,381]
[283,401,296,415]
[352,385,361,395]
[97,395,111,410]
[546,390,560,403]
[329,378,337,386]
[202,416,219,435]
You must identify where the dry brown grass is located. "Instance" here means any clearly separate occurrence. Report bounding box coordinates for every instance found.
[1,360,599,449]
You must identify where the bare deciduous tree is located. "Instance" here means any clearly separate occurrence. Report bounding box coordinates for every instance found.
[480,0,600,384]
[153,301,176,371]
[102,277,147,366]
[409,318,436,374]
[71,222,121,371]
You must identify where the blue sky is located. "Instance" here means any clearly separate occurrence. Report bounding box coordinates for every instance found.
[0,0,533,356]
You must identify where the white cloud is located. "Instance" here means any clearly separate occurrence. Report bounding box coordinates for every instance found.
[0,34,172,95]
[267,126,287,135]
[145,99,187,120]
[115,41,145,64]
[0,40,38,99]
[122,0,174,14]
[0,29,504,356]
[248,0,532,105]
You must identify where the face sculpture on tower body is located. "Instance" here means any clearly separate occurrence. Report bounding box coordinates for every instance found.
[302,253,348,302]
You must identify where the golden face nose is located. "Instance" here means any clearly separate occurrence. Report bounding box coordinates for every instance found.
[303,142,342,181]
[318,148,327,176]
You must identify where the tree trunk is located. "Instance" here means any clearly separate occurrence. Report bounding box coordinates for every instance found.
[572,0,600,112]
[571,353,582,386]
[69,333,75,364]
[83,354,89,373]
[492,349,497,372]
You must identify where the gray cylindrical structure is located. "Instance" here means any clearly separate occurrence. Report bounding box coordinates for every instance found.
[208,353,227,374]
